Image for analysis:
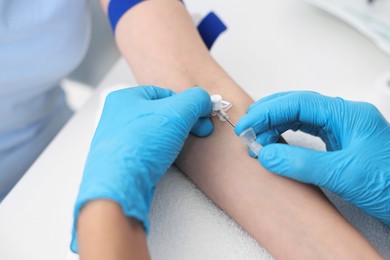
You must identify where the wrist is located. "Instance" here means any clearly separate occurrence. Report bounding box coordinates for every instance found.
[72,162,152,253]
[72,188,150,253]
[75,200,149,259]
[75,170,152,223]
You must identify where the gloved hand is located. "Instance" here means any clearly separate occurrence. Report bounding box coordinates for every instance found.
[71,86,213,252]
[235,91,390,226]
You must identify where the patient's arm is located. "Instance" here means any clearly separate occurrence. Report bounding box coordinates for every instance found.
[101,0,381,258]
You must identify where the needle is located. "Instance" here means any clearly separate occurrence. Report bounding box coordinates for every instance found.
[222,115,235,128]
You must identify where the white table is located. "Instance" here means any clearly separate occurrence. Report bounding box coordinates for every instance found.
[0,0,389,259]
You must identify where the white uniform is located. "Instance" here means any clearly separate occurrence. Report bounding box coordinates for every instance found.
[0,0,91,200]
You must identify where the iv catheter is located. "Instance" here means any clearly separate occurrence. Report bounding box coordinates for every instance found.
[210,94,262,156]
[239,128,263,155]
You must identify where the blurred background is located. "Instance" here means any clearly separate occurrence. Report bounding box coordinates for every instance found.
[62,0,119,111]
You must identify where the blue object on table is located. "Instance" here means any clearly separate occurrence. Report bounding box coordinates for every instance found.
[197,12,227,50]
[108,0,142,31]
[108,0,227,50]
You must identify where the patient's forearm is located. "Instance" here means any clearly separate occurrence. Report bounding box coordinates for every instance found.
[103,0,380,258]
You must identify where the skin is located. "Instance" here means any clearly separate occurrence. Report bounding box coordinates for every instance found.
[78,200,149,260]
[77,0,383,259]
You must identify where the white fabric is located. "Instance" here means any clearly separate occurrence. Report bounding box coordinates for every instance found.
[0,0,91,200]
[148,167,273,260]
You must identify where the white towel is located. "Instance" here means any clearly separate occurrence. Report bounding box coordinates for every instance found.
[148,167,272,260]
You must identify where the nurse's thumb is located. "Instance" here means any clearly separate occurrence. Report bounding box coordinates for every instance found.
[258,144,334,188]
[172,87,212,118]
[172,87,214,137]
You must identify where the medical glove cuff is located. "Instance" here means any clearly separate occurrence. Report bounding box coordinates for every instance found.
[70,159,154,253]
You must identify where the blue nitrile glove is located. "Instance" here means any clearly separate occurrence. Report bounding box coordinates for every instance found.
[71,86,213,252]
[235,91,390,226]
